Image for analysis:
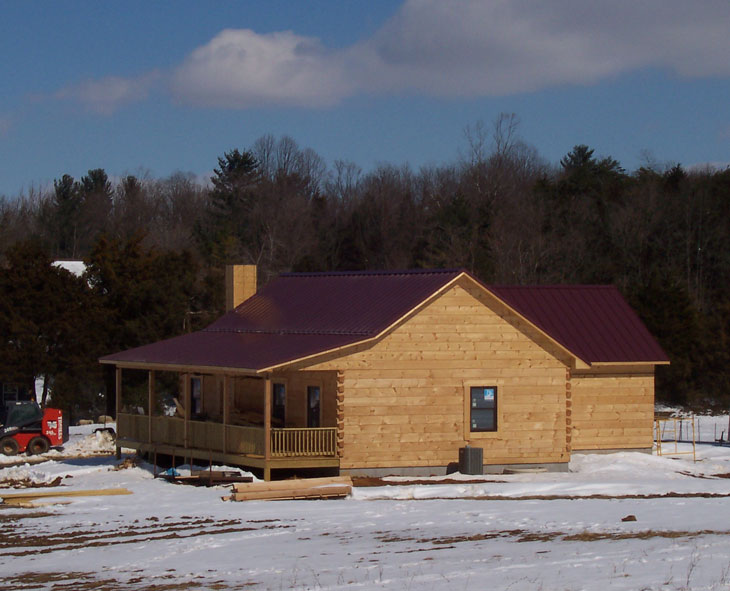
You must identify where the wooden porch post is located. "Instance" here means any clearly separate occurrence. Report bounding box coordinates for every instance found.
[183,374,190,449]
[264,375,272,481]
[222,375,230,454]
[147,370,155,444]
[115,367,122,459]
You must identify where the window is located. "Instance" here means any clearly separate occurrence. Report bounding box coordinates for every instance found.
[191,377,202,415]
[470,386,497,432]
[2,383,19,403]
[307,386,321,428]
[273,383,286,426]
[1,383,31,405]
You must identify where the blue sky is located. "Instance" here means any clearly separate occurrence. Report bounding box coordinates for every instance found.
[2,0,729,197]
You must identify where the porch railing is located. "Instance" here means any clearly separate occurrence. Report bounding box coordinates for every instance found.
[270,428,337,457]
[117,413,264,456]
[117,413,336,458]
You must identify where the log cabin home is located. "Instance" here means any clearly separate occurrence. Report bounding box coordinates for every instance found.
[100,266,669,479]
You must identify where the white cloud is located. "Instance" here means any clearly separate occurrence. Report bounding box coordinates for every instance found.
[56,0,730,111]
[55,72,159,114]
[169,29,352,108]
[356,0,730,96]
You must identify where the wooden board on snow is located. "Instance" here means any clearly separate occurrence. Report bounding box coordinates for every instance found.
[229,476,352,501]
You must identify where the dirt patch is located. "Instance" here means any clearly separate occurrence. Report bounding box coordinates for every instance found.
[0,477,63,489]
[563,529,729,542]
[0,452,115,469]
[380,527,730,548]
[0,511,54,522]
[0,571,259,590]
[0,516,293,557]
[115,457,140,470]
[352,476,506,487]
[376,491,730,501]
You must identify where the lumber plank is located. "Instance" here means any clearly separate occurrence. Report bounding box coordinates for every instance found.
[230,476,352,501]
[231,484,351,502]
[232,475,352,493]
[0,488,133,504]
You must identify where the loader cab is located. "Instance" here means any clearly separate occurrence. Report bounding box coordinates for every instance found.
[4,401,43,429]
[0,383,34,426]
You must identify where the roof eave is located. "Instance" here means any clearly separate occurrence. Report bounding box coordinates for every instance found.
[99,358,261,376]
[590,360,671,367]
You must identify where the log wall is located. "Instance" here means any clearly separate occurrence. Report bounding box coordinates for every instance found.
[305,278,571,470]
[571,369,655,450]
[275,370,338,428]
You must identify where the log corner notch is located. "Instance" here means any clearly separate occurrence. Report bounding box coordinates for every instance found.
[336,370,345,458]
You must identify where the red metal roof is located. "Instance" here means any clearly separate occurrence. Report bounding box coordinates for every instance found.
[102,270,461,371]
[101,270,668,371]
[487,285,669,364]
[207,269,462,335]
[100,331,361,371]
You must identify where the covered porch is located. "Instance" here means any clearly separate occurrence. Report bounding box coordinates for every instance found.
[113,366,343,480]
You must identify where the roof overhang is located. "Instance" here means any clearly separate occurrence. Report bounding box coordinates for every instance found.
[99,359,261,376]
[590,360,671,367]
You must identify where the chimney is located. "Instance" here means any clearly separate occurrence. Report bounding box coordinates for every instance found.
[225,265,257,311]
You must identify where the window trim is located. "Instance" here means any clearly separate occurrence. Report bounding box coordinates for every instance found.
[463,382,500,439]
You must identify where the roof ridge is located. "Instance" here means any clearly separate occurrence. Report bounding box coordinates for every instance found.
[489,284,617,290]
[203,327,374,336]
[279,268,464,278]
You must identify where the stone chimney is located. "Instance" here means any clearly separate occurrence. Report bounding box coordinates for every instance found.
[225,265,257,311]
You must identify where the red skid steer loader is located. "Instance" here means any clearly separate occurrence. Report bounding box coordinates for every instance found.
[0,401,69,456]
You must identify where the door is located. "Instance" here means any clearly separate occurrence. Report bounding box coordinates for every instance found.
[306,386,321,428]
[272,383,286,426]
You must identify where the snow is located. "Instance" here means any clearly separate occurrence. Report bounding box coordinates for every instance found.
[0,422,117,466]
[3,426,730,589]
[52,260,86,277]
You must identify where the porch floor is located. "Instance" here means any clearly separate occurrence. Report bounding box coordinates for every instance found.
[119,439,341,472]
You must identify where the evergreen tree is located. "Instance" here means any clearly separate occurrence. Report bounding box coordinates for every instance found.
[52,174,81,258]
[0,240,102,412]
[195,149,260,264]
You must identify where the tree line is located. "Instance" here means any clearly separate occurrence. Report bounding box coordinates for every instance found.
[1,116,729,415]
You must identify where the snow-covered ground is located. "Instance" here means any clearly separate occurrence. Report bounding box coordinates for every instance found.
[0,422,117,466]
[3,425,730,590]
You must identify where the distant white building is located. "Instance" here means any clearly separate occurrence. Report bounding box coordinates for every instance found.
[52,260,86,277]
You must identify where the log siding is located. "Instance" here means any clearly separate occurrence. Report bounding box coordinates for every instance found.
[306,278,570,470]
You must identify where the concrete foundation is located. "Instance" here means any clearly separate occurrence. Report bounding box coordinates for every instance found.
[342,462,570,478]
[572,447,653,455]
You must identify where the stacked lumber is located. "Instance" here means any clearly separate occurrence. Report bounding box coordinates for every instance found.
[229,476,352,502]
